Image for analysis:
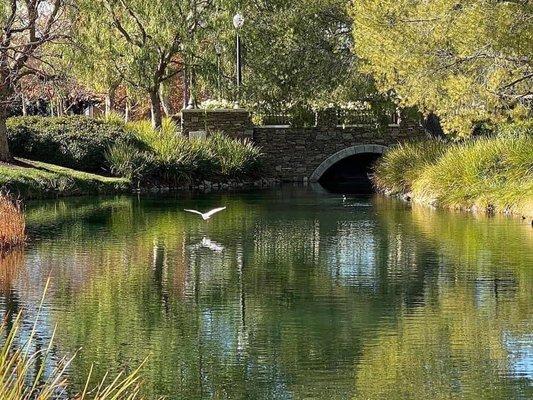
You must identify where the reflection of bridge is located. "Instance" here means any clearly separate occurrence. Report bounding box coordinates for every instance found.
[181,109,428,183]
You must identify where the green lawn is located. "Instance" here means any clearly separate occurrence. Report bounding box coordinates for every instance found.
[0,158,130,199]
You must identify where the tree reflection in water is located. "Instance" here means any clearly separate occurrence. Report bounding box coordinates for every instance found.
[0,189,530,399]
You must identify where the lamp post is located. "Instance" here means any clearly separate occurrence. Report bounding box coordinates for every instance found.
[215,43,223,100]
[233,13,244,107]
[186,68,196,109]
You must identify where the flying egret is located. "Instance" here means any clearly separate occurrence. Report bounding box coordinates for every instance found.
[184,207,227,220]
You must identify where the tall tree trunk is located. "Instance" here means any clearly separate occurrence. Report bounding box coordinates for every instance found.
[0,108,12,162]
[105,85,118,118]
[160,86,171,117]
[149,88,163,130]
[124,98,130,123]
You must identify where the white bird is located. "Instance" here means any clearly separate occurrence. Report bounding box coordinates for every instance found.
[184,207,227,220]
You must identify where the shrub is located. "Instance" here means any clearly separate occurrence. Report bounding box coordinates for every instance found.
[373,134,533,214]
[199,99,235,110]
[105,143,157,183]
[494,120,533,138]
[0,193,25,253]
[7,116,143,174]
[209,133,263,178]
[126,118,182,161]
[373,140,448,194]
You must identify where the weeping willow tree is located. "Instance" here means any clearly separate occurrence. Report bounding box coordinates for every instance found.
[195,0,384,120]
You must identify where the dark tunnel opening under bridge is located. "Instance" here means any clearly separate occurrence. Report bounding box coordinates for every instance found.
[318,152,382,195]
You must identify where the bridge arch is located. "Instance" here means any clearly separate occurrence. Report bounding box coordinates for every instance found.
[309,144,388,182]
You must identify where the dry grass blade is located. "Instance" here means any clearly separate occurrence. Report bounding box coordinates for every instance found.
[0,193,26,254]
[0,279,147,399]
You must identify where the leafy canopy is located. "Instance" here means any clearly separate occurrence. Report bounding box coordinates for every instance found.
[352,0,533,136]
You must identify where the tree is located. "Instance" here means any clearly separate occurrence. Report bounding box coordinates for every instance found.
[66,9,124,118]
[193,0,387,124]
[351,0,533,136]
[74,0,220,129]
[0,0,70,162]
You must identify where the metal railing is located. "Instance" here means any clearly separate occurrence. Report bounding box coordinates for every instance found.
[258,107,401,128]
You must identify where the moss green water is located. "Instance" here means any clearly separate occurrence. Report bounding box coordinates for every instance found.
[1,188,531,399]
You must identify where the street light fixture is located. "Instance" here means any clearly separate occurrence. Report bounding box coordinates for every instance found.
[233,13,244,107]
[215,43,224,100]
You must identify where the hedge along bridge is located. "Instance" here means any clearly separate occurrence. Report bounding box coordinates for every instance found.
[180,108,428,185]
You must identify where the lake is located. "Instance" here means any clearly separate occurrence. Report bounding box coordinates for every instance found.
[1,187,532,399]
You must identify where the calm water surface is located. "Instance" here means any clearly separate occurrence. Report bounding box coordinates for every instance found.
[1,187,532,399]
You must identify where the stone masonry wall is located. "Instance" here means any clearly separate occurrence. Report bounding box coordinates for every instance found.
[179,108,427,182]
[181,109,253,139]
[253,121,428,182]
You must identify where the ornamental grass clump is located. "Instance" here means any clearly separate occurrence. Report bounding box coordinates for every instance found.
[412,135,533,212]
[0,193,25,253]
[209,133,263,178]
[109,118,264,185]
[372,140,448,194]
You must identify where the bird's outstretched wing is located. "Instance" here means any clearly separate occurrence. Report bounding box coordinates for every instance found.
[204,207,227,218]
[184,209,204,217]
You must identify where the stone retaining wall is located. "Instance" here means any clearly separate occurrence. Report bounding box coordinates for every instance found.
[181,109,253,139]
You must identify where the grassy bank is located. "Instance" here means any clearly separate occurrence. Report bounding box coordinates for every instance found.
[373,133,533,217]
[0,159,130,199]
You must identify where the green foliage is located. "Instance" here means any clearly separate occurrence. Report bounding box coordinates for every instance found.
[105,143,156,182]
[494,119,533,138]
[71,0,221,127]
[6,116,142,174]
[352,0,532,136]
[199,99,236,110]
[200,0,383,116]
[209,133,263,177]
[126,119,183,162]
[102,111,127,126]
[413,135,533,212]
[373,141,448,194]
[374,134,533,214]
[106,118,264,185]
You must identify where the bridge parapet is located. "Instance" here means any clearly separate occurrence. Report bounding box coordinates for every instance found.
[180,108,253,139]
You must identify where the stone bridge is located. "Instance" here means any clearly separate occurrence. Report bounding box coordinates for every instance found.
[181,109,428,183]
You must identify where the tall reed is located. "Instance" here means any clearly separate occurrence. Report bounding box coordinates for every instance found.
[0,279,145,399]
[0,193,26,253]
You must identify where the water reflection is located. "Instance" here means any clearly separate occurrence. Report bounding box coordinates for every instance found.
[0,189,531,399]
